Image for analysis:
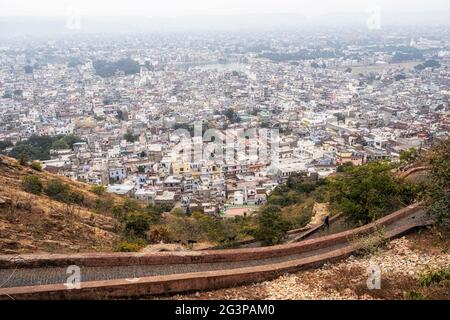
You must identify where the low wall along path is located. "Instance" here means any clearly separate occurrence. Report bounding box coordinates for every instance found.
[0,203,433,299]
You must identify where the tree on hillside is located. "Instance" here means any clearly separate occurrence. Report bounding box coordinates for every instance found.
[424,139,450,229]
[328,161,416,225]
[254,205,290,246]
[400,148,418,163]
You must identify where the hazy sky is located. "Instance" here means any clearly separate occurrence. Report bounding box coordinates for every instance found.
[1,0,449,17]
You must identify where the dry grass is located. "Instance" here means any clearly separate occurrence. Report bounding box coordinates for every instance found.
[0,155,122,254]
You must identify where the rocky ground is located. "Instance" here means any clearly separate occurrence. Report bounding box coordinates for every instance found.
[167,228,450,300]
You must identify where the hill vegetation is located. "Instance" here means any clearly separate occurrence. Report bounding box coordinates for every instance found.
[0,155,121,254]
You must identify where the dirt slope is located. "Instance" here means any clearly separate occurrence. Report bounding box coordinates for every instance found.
[0,156,121,254]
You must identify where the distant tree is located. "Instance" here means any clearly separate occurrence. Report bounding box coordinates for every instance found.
[415,60,441,71]
[435,104,444,112]
[124,129,137,143]
[93,58,140,78]
[224,108,241,124]
[51,139,70,150]
[24,65,34,74]
[13,89,23,97]
[137,165,145,173]
[115,109,125,120]
[9,135,83,161]
[334,113,346,124]
[337,162,354,173]
[0,140,13,151]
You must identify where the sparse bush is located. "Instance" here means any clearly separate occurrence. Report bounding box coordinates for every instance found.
[403,291,427,300]
[147,225,173,243]
[352,225,387,256]
[280,200,314,229]
[419,267,450,287]
[22,175,43,195]
[30,161,43,171]
[91,184,106,196]
[113,240,145,252]
[45,179,69,198]
[44,179,84,204]
[94,198,114,214]
[19,153,29,166]
[165,215,202,242]
[171,207,186,217]
[66,190,84,205]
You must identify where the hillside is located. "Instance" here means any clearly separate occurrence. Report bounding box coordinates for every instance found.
[0,155,122,254]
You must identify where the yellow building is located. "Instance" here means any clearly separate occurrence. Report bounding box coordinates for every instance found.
[172,162,192,176]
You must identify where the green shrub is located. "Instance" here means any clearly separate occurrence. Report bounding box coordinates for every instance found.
[113,240,144,252]
[22,175,43,195]
[44,179,84,204]
[66,190,85,205]
[403,291,426,300]
[30,161,43,171]
[328,161,409,224]
[419,267,450,287]
[147,225,173,243]
[254,205,290,246]
[91,184,106,196]
[45,179,70,198]
[19,153,29,166]
[125,212,151,238]
[94,198,113,214]
[425,138,450,229]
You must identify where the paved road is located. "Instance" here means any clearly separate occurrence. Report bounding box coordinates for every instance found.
[0,210,428,289]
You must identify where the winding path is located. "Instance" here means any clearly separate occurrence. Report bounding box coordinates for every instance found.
[0,204,433,299]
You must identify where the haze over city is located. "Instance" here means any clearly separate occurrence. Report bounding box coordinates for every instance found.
[0,0,448,305]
